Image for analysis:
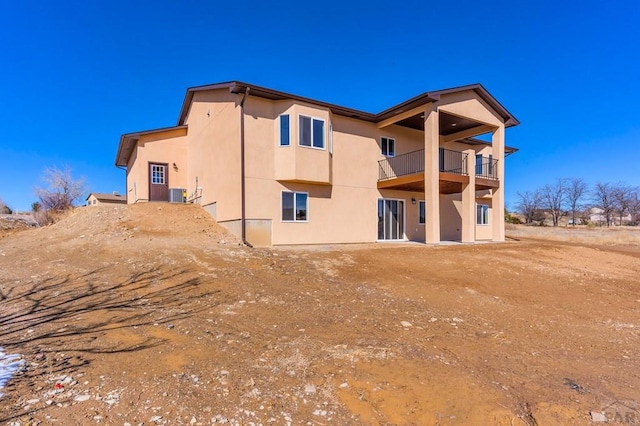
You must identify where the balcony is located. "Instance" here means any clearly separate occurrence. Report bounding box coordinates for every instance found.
[474,156,498,180]
[377,148,499,193]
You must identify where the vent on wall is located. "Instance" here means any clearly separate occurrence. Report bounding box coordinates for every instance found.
[169,188,185,203]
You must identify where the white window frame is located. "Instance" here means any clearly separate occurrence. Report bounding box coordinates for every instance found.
[476,203,489,226]
[151,164,166,185]
[298,115,325,150]
[418,200,426,224]
[381,136,395,157]
[329,123,333,155]
[281,191,309,222]
[279,114,290,146]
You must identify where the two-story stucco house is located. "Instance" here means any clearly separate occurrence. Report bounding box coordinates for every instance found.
[115,81,518,246]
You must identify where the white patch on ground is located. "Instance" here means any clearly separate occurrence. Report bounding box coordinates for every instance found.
[0,347,23,397]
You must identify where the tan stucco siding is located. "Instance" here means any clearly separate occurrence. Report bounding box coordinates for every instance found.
[244,97,276,183]
[265,183,425,245]
[437,91,504,127]
[125,134,188,203]
[475,197,493,240]
[242,110,427,245]
[443,140,493,156]
[267,101,332,184]
[331,116,424,188]
[185,90,241,222]
[440,193,463,241]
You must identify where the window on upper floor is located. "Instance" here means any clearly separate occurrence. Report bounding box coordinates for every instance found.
[279,114,290,146]
[475,154,495,176]
[282,191,309,222]
[475,154,483,175]
[381,137,395,157]
[299,115,325,149]
[477,204,489,225]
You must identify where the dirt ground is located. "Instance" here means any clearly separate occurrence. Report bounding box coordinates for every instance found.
[1,204,639,425]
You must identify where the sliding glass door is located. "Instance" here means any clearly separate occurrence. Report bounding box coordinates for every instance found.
[377,199,405,240]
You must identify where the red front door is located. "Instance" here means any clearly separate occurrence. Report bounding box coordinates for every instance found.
[149,162,169,201]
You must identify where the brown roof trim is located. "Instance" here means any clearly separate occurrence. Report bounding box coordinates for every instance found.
[117,82,520,167]
[377,83,520,127]
[115,125,187,167]
[177,81,378,125]
[177,81,519,128]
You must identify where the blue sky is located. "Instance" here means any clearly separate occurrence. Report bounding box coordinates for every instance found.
[1,0,638,212]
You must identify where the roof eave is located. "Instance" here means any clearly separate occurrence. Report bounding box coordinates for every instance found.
[114,134,133,167]
[174,81,520,130]
[115,125,188,167]
[177,81,379,125]
[426,83,520,127]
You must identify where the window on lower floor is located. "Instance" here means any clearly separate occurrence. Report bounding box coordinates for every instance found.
[282,191,308,221]
[299,115,325,148]
[419,200,425,224]
[381,137,395,156]
[477,204,489,225]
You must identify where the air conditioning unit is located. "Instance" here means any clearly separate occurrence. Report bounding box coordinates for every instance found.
[169,188,185,203]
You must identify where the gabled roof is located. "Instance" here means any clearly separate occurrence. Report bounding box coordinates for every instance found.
[117,81,519,167]
[375,83,520,127]
[176,81,519,127]
[115,125,188,167]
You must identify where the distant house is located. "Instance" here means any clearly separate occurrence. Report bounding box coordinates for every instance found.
[86,192,126,206]
[589,207,631,226]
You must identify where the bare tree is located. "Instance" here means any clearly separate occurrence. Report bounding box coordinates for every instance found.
[629,192,640,225]
[592,182,616,227]
[0,198,12,214]
[612,184,636,226]
[35,166,85,212]
[578,207,592,226]
[565,178,587,226]
[516,190,542,224]
[540,178,567,227]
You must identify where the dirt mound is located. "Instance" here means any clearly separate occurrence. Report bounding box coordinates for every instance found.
[42,203,240,244]
[0,215,35,232]
[3,203,241,257]
[1,208,639,425]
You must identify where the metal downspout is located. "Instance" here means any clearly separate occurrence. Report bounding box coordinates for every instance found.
[239,87,252,247]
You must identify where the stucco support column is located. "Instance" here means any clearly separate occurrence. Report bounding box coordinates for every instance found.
[461,148,476,243]
[491,125,505,241]
[424,105,440,243]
